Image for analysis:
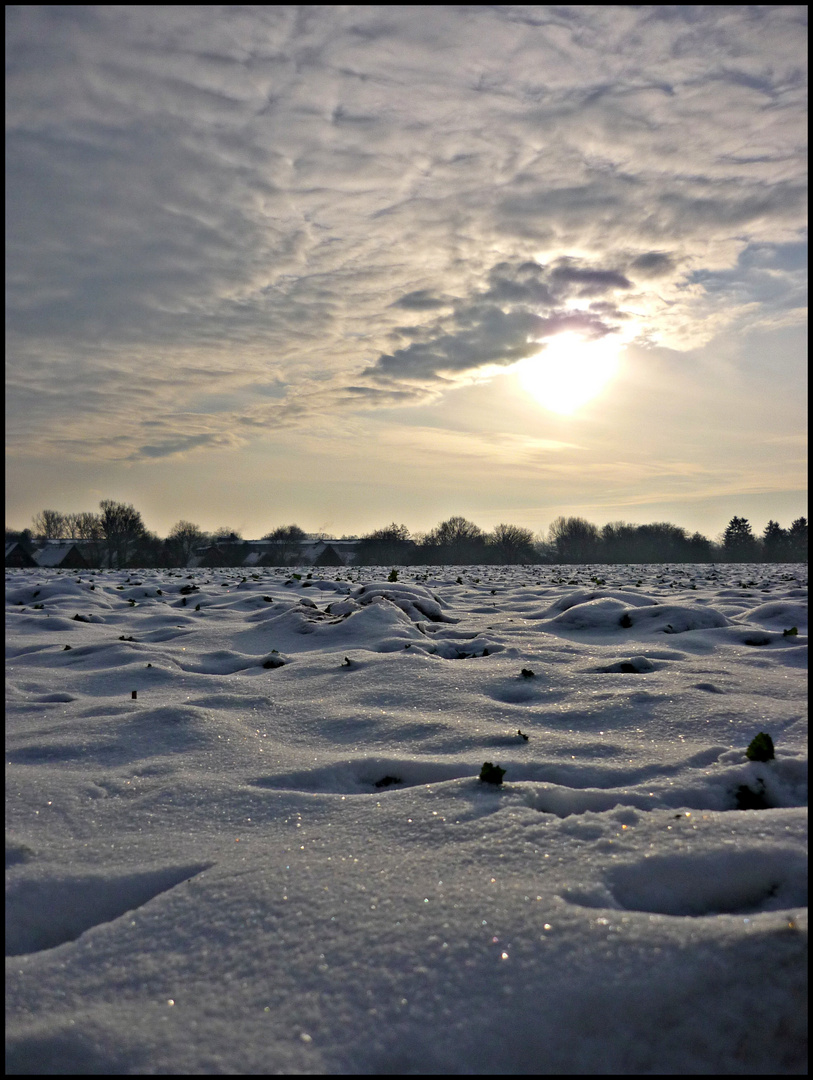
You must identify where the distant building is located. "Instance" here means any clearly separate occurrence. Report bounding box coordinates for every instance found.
[298,539,360,566]
[312,543,345,567]
[5,542,37,568]
[33,541,90,569]
[197,543,247,568]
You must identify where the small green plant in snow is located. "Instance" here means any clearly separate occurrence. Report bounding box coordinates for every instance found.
[745,732,775,762]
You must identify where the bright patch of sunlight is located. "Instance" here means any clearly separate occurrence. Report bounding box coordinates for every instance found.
[516,332,621,414]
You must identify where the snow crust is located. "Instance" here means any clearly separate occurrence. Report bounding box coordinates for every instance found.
[5,563,808,1074]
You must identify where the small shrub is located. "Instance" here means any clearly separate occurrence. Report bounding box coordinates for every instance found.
[479,762,506,785]
[619,613,633,628]
[521,668,535,678]
[783,626,798,636]
[388,569,398,582]
[517,729,529,742]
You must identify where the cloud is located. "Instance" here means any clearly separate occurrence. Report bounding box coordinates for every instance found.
[390,290,452,311]
[629,252,676,279]
[363,258,628,388]
[4,4,806,469]
[136,432,245,460]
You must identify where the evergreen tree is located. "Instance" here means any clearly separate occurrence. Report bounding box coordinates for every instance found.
[787,517,808,562]
[761,520,787,561]
[722,516,758,561]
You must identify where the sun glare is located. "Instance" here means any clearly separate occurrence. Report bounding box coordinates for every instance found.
[517,332,621,414]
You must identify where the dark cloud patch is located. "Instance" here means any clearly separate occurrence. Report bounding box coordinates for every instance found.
[343,386,424,402]
[331,104,379,126]
[369,255,631,386]
[482,262,555,307]
[365,262,622,386]
[391,290,451,311]
[136,433,243,460]
[550,262,631,297]
[630,252,675,279]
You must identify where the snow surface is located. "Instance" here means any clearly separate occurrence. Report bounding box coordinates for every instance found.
[5,563,808,1074]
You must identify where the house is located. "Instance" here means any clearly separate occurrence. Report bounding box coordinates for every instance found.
[298,539,360,566]
[190,537,362,569]
[33,541,90,569]
[312,543,345,567]
[198,543,248,568]
[5,541,37,568]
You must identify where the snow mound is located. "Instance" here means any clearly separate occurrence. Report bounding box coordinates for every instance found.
[354,581,456,622]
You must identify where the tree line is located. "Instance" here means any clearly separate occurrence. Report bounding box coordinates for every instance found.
[5,502,808,567]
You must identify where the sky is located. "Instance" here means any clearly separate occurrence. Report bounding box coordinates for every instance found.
[5,5,808,542]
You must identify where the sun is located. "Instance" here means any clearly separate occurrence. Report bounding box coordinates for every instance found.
[516,332,621,414]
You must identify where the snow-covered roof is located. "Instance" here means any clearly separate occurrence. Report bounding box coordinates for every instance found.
[33,542,85,567]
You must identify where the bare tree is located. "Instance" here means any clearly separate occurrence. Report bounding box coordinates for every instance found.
[31,509,67,543]
[166,520,207,566]
[263,524,307,565]
[547,516,601,563]
[72,511,106,567]
[210,527,243,543]
[489,523,537,564]
[62,513,83,541]
[355,523,412,565]
[99,500,146,568]
[421,516,488,563]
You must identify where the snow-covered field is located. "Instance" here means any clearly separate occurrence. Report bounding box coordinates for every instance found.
[5,563,808,1074]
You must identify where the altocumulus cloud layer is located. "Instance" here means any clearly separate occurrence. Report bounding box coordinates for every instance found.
[5,5,808,468]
